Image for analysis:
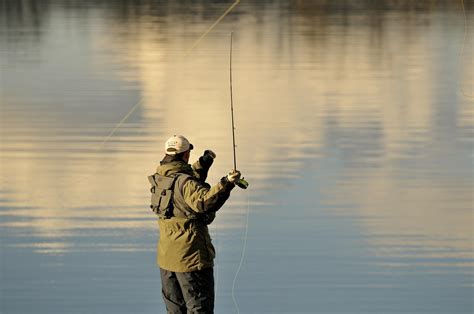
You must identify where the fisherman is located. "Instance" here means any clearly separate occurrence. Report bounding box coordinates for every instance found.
[148,135,242,314]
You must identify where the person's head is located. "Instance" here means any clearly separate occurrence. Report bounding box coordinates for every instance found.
[164,135,193,163]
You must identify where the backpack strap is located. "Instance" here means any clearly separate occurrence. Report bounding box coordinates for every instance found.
[171,174,198,219]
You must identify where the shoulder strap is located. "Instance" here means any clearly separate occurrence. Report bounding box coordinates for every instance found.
[147,175,158,193]
[170,173,199,219]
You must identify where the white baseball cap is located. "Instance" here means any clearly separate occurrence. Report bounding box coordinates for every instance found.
[165,135,193,155]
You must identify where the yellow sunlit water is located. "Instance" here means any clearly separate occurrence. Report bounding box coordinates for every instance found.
[1,1,472,313]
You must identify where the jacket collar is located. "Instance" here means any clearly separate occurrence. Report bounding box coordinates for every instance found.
[156,160,193,177]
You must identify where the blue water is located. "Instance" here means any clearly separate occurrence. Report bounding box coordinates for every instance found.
[1,1,472,313]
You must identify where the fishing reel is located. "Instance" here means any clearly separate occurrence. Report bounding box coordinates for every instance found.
[236,178,249,189]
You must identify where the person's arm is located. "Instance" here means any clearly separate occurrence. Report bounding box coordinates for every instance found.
[182,176,235,214]
[191,150,216,183]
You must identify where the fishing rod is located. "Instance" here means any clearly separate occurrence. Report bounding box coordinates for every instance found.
[229,32,249,189]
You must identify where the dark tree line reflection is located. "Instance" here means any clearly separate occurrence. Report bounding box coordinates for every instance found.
[1,0,471,30]
[0,0,471,64]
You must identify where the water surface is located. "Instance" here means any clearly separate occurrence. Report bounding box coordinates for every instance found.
[1,1,473,313]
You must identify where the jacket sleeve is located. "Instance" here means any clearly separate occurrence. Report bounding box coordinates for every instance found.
[191,156,213,183]
[182,177,234,214]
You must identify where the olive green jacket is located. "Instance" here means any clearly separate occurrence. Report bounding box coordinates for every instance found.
[155,159,234,272]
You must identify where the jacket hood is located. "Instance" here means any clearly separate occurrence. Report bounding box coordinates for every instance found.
[156,160,194,177]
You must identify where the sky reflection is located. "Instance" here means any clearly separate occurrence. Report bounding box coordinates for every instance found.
[1,0,472,260]
[0,1,472,313]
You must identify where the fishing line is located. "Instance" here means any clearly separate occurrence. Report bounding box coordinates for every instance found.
[58,0,242,210]
[73,1,249,310]
[213,223,220,301]
[226,30,251,313]
[100,0,241,148]
[100,99,144,148]
[231,189,251,314]
[216,30,250,308]
[460,0,473,99]
[185,0,240,57]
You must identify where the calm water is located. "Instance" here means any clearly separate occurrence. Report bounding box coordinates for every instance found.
[1,1,473,313]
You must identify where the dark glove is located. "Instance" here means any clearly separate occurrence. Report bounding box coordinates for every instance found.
[199,150,216,169]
